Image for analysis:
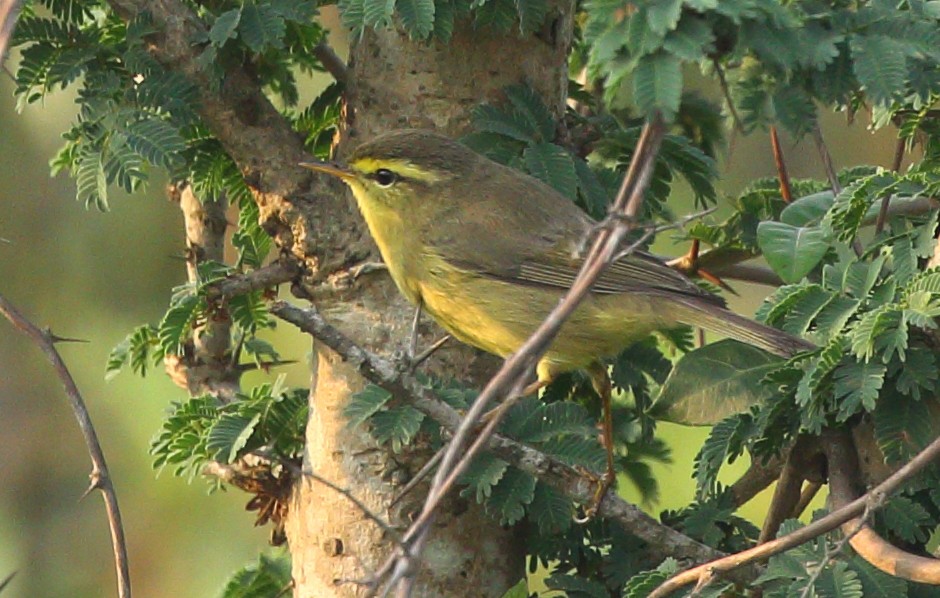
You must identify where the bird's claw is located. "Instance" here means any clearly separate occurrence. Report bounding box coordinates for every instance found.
[573,466,615,523]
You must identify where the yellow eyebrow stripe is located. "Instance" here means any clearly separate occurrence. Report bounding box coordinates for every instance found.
[350,157,443,183]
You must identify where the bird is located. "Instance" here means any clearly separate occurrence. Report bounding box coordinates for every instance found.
[301,128,813,516]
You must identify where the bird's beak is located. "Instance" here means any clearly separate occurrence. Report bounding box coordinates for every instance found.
[299,160,354,182]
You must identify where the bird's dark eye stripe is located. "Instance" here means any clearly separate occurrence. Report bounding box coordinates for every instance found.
[372,168,399,186]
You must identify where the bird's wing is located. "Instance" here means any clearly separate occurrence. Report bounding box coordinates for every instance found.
[425,177,723,306]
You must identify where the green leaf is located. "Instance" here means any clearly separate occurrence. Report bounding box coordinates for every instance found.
[471,104,536,143]
[644,0,682,36]
[873,395,935,464]
[209,8,242,46]
[849,554,908,597]
[239,3,286,52]
[207,412,261,463]
[344,385,392,428]
[221,553,292,598]
[513,0,548,33]
[514,400,594,442]
[780,191,834,226]
[851,35,906,106]
[523,142,578,200]
[124,116,186,169]
[158,294,201,356]
[633,51,682,120]
[882,496,931,543]
[545,573,608,598]
[498,579,528,598]
[833,360,886,419]
[757,222,830,283]
[486,466,536,525]
[459,453,508,502]
[504,85,555,142]
[228,291,273,332]
[623,558,680,598]
[76,147,108,210]
[369,405,425,452]
[398,0,435,38]
[529,482,572,534]
[653,340,782,425]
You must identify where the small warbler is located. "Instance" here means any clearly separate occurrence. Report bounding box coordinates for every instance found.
[302,129,811,515]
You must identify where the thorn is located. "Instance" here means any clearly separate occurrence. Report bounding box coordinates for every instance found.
[770,126,793,204]
[697,268,738,296]
[82,471,104,500]
[0,570,17,592]
[50,333,90,344]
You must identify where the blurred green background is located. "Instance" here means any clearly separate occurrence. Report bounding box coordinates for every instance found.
[0,28,904,596]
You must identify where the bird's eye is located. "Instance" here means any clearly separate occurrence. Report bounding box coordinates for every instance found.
[374,169,398,187]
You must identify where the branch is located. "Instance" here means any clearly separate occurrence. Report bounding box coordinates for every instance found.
[204,260,300,300]
[313,40,348,85]
[874,138,906,234]
[0,294,131,598]
[826,430,940,584]
[729,454,784,508]
[649,430,940,598]
[0,0,22,65]
[269,299,728,568]
[811,122,842,196]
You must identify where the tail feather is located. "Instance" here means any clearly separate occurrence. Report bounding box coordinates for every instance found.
[675,299,815,358]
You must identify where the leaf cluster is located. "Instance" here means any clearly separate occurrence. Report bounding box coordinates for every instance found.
[580,0,940,132]
[151,381,308,482]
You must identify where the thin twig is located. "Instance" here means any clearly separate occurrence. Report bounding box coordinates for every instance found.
[811,121,842,196]
[874,138,906,234]
[313,40,348,85]
[648,431,940,597]
[0,0,23,67]
[0,294,131,598]
[713,59,743,134]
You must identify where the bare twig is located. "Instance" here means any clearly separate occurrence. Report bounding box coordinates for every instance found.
[0,0,23,66]
[0,294,131,598]
[648,430,940,597]
[812,121,842,196]
[874,137,906,234]
[313,40,348,85]
[826,430,940,584]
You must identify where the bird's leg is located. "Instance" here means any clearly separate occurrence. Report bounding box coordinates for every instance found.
[407,302,423,363]
[576,363,616,522]
[401,302,451,370]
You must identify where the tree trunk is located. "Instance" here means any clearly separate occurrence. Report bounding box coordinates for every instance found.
[285,9,574,597]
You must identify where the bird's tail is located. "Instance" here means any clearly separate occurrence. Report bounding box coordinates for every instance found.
[674,298,815,358]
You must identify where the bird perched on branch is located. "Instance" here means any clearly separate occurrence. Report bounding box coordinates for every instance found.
[302,129,812,517]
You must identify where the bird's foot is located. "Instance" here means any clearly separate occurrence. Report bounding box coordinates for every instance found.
[573,466,615,523]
